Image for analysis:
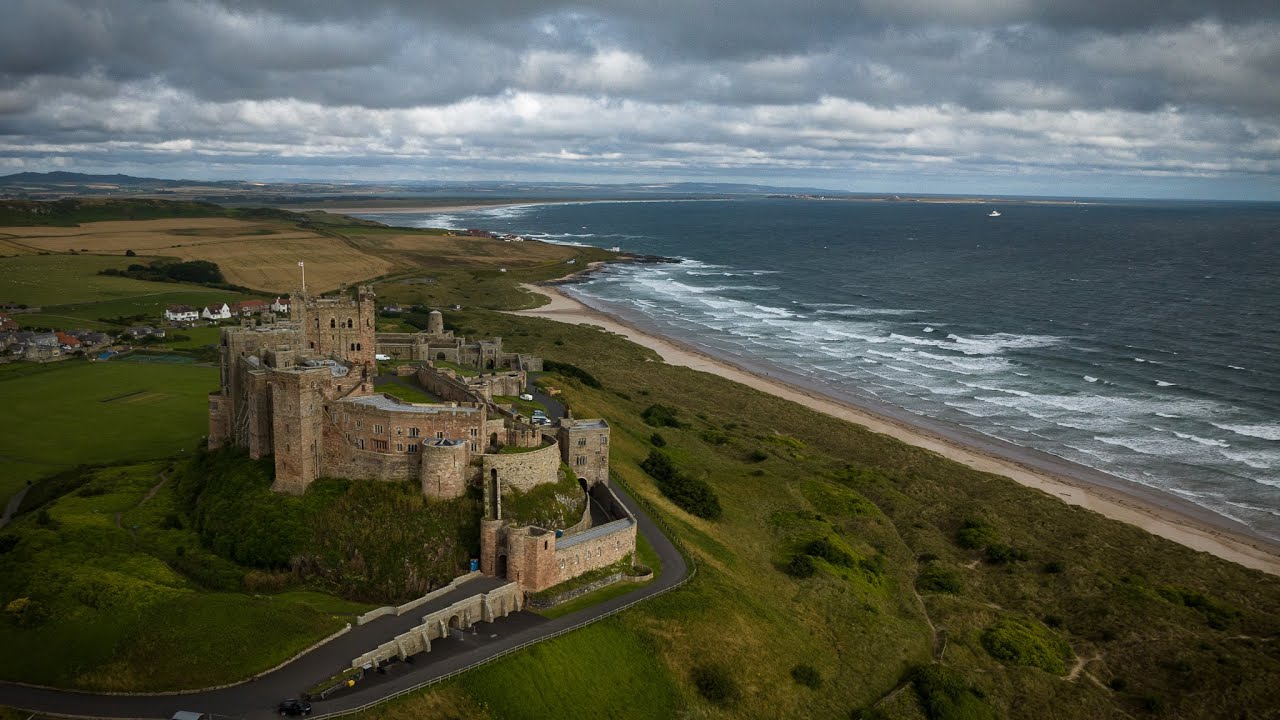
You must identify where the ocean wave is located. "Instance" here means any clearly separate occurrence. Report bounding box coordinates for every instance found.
[946,332,1063,356]
[1211,423,1280,441]
[1155,380,1176,387]
[1084,375,1098,383]
[1170,431,1230,448]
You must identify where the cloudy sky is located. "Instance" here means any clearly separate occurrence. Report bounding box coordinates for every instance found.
[2,0,1278,199]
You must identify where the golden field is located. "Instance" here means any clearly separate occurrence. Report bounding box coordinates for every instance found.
[0,218,394,293]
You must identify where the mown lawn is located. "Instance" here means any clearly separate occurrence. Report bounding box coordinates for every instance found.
[0,462,372,691]
[0,360,216,503]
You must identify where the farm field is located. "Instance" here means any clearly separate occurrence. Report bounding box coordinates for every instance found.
[0,218,394,293]
[0,361,217,503]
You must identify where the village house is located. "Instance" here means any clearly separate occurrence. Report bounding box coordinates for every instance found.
[201,303,232,321]
[0,313,18,332]
[124,326,165,339]
[232,299,268,317]
[55,332,82,351]
[164,305,199,323]
[270,296,291,314]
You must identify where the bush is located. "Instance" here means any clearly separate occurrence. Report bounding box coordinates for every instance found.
[168,552,245,592]
[785,553,817,578]
[649,432,667,447]
[1042,560,1065,574]
[980,617,1072,674]
[4,597,47,628]
[641,404,685,428]
[1157,586,1242,630]
[791,663,823,689]
[691,664,740,706]
[639,450,722,520]
[35,509,58,529]
[983,543,1028,564]
[747,449,769,462]
[917,565,963,594]
[0,534,18,554]
[909,665,996,720]
[804,537,855,566]
[544,360,601,388]
[956,518,998,549]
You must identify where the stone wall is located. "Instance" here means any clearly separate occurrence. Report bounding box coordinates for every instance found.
[416,365,477,404]
[419,439,470,499]
[481,439,562,492]
[350,582,523,669]
[550,519,637,590]
[559,419,611,485]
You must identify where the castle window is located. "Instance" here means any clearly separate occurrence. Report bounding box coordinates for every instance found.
[396,427,402,435]
[357,438,365,449]
[575,456,586,466]
[372,439,388,451]
[330,318,336,328]
[600,437,608,445]
[347,318,353,328]
[409,427,420,438]
[470,442,478,451]
[469,428,478,437]
[544,541,548,550]
[407,444,418,453]
[396,443,404,452]
[600,456,607,464]
[577,438,587,447]
[374,424,383,434]
[356,343,362,351]
[309,342,314,349]
[436,431,444,439]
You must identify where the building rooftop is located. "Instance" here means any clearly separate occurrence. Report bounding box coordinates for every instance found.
[568,419,609,429]
[343,394,481,415]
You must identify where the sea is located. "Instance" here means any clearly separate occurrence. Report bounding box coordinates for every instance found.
[353,198,1280,541]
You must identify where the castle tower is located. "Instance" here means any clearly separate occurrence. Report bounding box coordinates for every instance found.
[297,285,377,370]
[427,309,444,336]
[558,419,611,485]
[419,439,470,499]
[269,369,326,494]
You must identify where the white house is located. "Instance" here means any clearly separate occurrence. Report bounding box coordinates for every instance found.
[201,303,232,320]
[164,305,199,323]
[271,296,291,314]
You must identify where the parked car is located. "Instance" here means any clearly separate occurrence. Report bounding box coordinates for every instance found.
[278,698,312,716]
[518,393,533,401]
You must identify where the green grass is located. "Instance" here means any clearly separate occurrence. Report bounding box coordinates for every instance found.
[376,380,442,404]
[0,360,216,502]
[493,394,546,415]
[0,254,250,331]
[166,325,225,349]
[0,462,372,692]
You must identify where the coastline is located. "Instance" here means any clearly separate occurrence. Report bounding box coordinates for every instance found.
[512,282,1280,576]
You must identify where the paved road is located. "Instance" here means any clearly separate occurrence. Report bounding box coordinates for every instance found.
[0,481,688,719]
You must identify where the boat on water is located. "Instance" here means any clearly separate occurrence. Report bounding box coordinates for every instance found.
[988,209,1001,217]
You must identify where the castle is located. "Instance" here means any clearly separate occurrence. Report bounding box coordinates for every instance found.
[206,286,635,594]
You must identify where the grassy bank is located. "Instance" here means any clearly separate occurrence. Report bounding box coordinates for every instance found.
[363,307,1280,719]
[0,462,371,691]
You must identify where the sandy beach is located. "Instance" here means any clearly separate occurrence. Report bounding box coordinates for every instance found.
[512,282,1280,576]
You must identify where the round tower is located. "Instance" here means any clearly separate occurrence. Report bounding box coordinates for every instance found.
[427,309,444,336]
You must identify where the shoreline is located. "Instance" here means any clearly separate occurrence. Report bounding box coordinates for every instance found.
[512,282,1280,576]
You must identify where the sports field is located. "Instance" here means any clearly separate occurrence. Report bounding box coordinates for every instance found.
[0,361,217,505]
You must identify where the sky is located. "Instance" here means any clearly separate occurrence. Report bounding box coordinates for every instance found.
[1,0,1278,200]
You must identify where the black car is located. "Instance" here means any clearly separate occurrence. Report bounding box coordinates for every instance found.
[277,698,311,716]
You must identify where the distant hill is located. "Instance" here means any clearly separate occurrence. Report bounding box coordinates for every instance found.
[0,171,190,187]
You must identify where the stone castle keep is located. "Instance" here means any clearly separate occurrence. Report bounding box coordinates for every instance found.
[207,286,635,594]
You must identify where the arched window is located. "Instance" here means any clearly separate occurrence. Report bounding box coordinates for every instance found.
[329,318,336,328]
[356,343,362,351]
[349,343,355,351]
[346,318,353,328]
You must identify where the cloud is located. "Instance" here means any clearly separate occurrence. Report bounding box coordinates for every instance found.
[0,0,1276,197]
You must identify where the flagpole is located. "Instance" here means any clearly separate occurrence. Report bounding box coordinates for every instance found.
[298,261,306,296]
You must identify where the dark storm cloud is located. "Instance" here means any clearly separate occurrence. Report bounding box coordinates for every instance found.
[0,0,1277,196]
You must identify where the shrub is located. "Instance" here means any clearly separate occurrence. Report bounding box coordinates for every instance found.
[980,617,1072,674]
[1157,586,1242,630]
[791,663,823,689]
[917,565,963,594]
[1042,560,1065,574]
[5,597,47,628]
[0,534,18,554]
[169,552,245,592]
[983,544,1028,564]
[956,518,998,549]
[544,360,601,388]
[691,664,740,706]
[649,432,667,447]
[641,404,685,428]
[125,249,136,256]
[35,509,58,528]
[909,665,996,720]
[639,450,722,520]
[804,537,855,566]
[747,449,769,463]
[785,553,817,578]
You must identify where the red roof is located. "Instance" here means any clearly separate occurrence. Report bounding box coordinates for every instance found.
[56,332,81,346]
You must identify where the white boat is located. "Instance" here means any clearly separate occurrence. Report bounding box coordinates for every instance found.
[988,210,1001,217]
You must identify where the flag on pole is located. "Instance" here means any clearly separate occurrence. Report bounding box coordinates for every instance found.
[298,261,304,267]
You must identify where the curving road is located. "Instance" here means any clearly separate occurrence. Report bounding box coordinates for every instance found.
[0,481,688,720]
